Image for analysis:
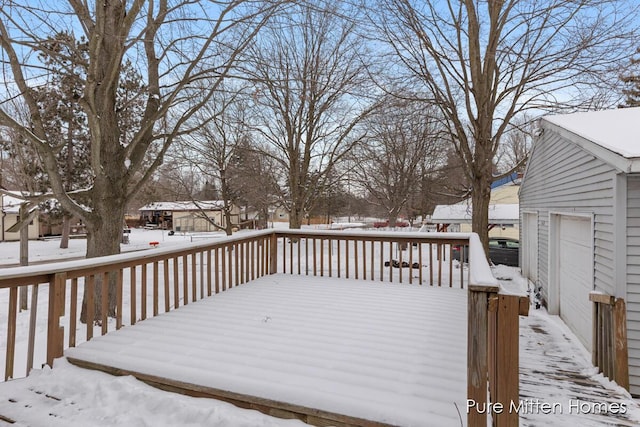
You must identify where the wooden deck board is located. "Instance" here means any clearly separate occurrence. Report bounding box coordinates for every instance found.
[66,356,388,427]
[65,274,468,426]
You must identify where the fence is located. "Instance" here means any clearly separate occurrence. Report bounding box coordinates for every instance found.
[1,229,525,427]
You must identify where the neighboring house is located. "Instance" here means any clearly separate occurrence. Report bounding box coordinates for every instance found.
[138,201,240,232]
[1,194,40,241]
[430,175,520,239]
[519,107,640,395]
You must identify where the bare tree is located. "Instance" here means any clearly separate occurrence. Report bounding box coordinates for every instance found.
[352,97,444,227]
[149,160,205,203]
[376,0,638,250]
[244,0,378,228]
[496,116,534,175]
[229,136,281,229]
[176,86,250,235]
[0,0,285,321]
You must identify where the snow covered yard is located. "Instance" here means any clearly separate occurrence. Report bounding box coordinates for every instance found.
[2,267,639,426]
[0,228,217,267]
[0,357,307,427]
[1,231,640,426]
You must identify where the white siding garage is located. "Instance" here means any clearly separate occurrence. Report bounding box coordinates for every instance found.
[553,215,593,351]
[520,107,640,395]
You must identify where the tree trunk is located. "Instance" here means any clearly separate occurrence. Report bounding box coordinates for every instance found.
[79,195,125,324]
[289,205,303,229]
[60,214,71,249]
[471,172,493,260]
[224,207,233,236]
[389,204,404,228]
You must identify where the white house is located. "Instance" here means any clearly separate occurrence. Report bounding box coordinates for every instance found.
[519,107,640,395]
[431,176,520,239]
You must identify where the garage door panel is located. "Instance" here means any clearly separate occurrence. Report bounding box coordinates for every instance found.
[557,216,592,351]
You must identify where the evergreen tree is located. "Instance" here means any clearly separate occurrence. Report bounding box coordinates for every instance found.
[620,48,640,107]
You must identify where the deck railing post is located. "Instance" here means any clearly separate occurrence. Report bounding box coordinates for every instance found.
[468,285,497,427]
[614,298,630,390]
[47,273,66,367]
[269,232,278,274]
[5,286,18,380]
[493,294,520,427]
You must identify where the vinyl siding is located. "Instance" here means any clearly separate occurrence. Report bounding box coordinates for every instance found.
[627,175,640,395]
[520,129,617,307]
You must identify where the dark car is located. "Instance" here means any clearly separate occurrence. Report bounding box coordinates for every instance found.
[453,237,520,267]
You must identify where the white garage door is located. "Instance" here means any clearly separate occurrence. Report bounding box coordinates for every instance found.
[558,216,593,351]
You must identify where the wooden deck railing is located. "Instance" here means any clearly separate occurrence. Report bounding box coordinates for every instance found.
[274,229,470,287]
[1,230,276,381]
[589,292,629,391]
[1,229,525,427]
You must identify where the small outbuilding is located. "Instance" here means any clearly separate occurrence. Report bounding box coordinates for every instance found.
[519,107,640,395]
[138,201,240,232]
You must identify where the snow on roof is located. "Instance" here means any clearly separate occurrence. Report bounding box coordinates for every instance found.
[1,192,41,214]
[543,107,640,159]
[2,195,26,213]
[431,203,519,224]
[139,200,225,212]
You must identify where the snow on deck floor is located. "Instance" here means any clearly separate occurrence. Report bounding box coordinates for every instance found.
[65,274,468,427]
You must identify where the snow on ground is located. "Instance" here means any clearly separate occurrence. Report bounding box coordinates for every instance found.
[518,308,640,426]
[0,358,306,427]
[493,265,640,426]
[1,229,640,426]
[0,228,214,267]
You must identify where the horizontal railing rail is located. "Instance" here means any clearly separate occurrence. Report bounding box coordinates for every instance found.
[0,229,523,427]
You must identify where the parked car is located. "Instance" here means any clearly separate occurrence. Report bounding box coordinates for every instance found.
[452,237,520,267]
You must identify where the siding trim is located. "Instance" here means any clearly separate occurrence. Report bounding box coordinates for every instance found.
[615,173,628,299]
[521,210,538,284]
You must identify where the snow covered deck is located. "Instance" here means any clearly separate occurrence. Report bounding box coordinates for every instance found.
[65,274,468,426]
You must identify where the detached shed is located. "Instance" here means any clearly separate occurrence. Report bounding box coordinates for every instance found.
[519,107,640,395]
[139,201,240,232]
